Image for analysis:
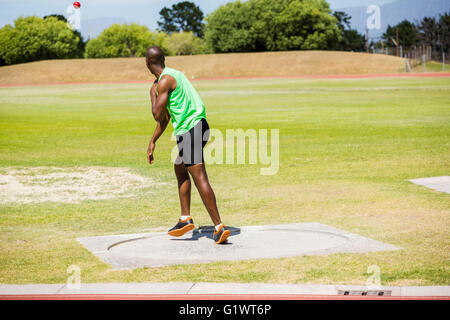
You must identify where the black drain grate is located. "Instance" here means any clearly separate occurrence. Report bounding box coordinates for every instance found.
[338,290,392,296]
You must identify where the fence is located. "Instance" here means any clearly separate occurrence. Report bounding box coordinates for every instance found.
[373,45,448,71]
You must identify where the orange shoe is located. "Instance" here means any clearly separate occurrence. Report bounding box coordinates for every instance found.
[213,225,230,244]
[168,217,195,237]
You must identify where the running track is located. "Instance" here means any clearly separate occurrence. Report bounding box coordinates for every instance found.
[1,294,448,300]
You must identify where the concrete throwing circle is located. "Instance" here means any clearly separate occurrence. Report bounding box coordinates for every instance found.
[107,227,349,266]
[77,223,400,269]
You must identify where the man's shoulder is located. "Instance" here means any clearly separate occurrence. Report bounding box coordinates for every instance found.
[162,67,183,81]
[160,69,179,91]
[164,67,181,75]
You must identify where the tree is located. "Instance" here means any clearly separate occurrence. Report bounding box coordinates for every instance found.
[417,17,440,53]
[266,0,341,50]
[204,0,341,53]
[158,7,178,35]
[204,0,260,53]
[330,11,365,51]
[43,14,85,58]
[43,14,67,22]
[383,20,418,47]
[0,16,81,65]
[333,11,351,31]
[157,1,204,38]
[340,30,366,51]
[439,12,450,54]
[85,24,167,58]
[164,32,204,56]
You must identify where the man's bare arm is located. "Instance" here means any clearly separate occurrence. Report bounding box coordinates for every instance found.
[147,76,175,164]
[151,76,175,122]
[147,110,170,164]
[150,110,170,143]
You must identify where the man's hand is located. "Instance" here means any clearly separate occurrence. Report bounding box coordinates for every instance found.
[147,140,156,164]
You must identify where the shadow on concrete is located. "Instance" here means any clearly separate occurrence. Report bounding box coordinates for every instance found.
[170,225,241,244]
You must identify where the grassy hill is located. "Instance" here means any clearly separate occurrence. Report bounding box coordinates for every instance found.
[0,51,408,85]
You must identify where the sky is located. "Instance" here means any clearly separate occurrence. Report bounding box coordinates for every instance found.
[0,0,397,31]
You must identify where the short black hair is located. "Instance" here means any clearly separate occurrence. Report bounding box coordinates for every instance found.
[146,46,165,67]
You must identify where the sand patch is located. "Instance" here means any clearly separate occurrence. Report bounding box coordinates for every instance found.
[0,166,157,204]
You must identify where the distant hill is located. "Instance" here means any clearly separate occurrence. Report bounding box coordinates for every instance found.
[340,0,450,38]
[0,51,406,86]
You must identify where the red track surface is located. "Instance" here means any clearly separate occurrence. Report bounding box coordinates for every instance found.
[194,72,450,81]
[1,294,449,300]
[0,73,449,88]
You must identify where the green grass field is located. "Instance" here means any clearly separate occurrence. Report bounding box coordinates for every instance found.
[0,76,449,285]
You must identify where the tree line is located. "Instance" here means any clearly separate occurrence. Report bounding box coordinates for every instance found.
[379,13,450,59]
[0,0,448,66]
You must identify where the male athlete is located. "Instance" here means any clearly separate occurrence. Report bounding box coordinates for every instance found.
[145,46,230,244]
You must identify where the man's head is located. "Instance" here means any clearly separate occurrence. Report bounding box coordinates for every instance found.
[146,46,165,76]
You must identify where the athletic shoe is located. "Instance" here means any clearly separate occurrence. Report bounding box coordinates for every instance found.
[168,217,195,237]
[213,225,231,244]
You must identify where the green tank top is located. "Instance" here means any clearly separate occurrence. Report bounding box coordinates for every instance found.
[157,67,206,136]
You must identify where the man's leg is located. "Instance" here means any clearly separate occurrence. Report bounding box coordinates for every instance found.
[179,119,229,243]
[186,163,221,226]
[174,160,191,216]
[167,157,195,237]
